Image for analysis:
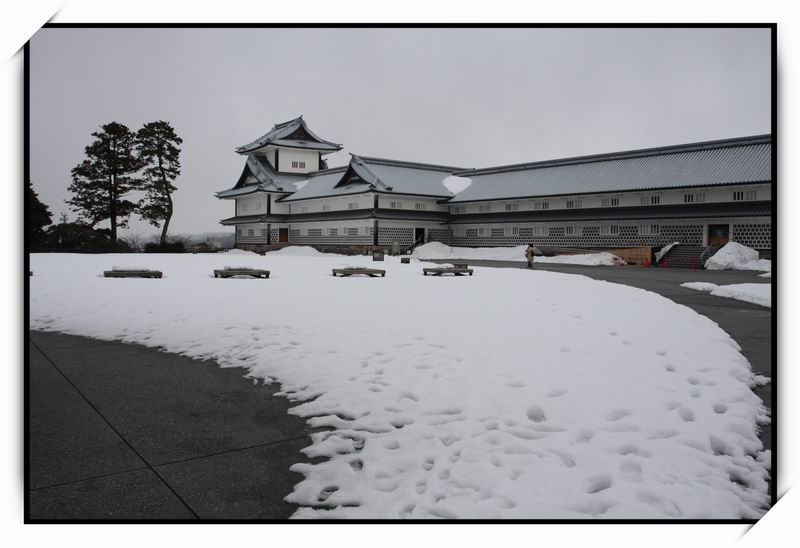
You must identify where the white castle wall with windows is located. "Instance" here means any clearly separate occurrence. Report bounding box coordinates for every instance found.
[216,117,772,253]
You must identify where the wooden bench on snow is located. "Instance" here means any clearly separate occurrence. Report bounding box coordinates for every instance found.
[103,269,163,278]
[451,262,469,269]
[214,267,270,279]
[332,267,386,277]
[423,267,473,276]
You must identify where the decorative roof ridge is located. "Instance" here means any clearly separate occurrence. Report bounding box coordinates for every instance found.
[272,115,303,129]
[355,154,470,173]
[349,154,392,191]
[235,115,342,153]
[453,134,772,177]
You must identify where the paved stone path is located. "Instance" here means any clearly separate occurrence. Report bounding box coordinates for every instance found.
[28,331,315,520]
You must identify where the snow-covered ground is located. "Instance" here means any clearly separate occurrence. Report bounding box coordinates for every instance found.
[705,242,771,272]
[681,282,772,308]
[412,242,624,266]
[30,249,770,519]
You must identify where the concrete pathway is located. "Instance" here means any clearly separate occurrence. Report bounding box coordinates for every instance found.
[28,331,315,521]
[428,259,773,452]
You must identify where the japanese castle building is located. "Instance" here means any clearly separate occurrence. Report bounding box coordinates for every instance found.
[216,117,772,254]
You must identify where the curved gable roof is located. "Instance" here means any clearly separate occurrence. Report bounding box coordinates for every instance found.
[236,116,342,154]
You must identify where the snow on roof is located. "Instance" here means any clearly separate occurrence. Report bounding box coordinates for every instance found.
[442,175,472,195]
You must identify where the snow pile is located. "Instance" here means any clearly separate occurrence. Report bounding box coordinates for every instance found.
[412,242,623,266]
[655,242,680,263]
[225,249,258,255]
[111,266,153,271]
[268,245,327,256]
[30,253,770,519]
[293,179,310,191]
[680,282,718,293]
[681,282,771,308]
[538,252,624,266]
[759,272,772,278]
[705,242,771,272]
[442,175,472,195]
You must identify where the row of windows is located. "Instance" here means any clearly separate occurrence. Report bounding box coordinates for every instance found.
[237,228,268,237]
[389,201,429,210]
[684,193,706,203]
[290,161,307,169]
[455,224,661,237]
[290,226,372,236]
[449,189,760,214]
[289,202,359,214]
[641,195,661,205]
[733,190,758,201]
[252,189,763,218]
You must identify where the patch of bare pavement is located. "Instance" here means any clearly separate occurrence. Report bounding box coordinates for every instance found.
[28,330,317,521]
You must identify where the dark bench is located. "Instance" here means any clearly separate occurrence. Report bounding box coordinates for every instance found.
[332,267,386,277]
[400,257,411,264]
[103,270,163,278]
[214,268,270,279]
[423,267,473,276]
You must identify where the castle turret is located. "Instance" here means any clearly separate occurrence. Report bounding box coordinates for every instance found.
[235,116,342,174]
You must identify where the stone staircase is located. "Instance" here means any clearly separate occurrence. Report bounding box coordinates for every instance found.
[658,245,720,269]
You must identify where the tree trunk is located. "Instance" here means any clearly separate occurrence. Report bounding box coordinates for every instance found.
[158,161,173,246]
[160,197,172,246]
[109,174,117,247]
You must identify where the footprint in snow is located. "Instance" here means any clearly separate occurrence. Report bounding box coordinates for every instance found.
[317,486,338,502]
[526,405,547,423]
[678,407,695,422]
[547,389,567,398]
[584,474,613,494]
[605,409,632,422]
[572,429,595,444]
[713,403,728,414]
[619,461,642,482]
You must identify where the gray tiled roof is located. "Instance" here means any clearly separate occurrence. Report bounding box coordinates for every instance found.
[219,214,285,225]
[275,167,359,202]
[235,116,342,154]
[216,155,307,197]
[447,135,771,203]
[281,155,466,202]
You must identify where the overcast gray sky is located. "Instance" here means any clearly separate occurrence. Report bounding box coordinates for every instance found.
[30,27,771,236]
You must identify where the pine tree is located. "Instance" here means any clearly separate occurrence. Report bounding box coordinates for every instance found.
[27,180,53,247]
[66,122,141,247]
[136,121,182,246]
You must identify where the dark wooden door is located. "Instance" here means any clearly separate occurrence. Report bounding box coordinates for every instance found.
[279,228,289,243]
[708,224,730,246]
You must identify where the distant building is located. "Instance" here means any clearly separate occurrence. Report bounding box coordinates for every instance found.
[216,117,772,256]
